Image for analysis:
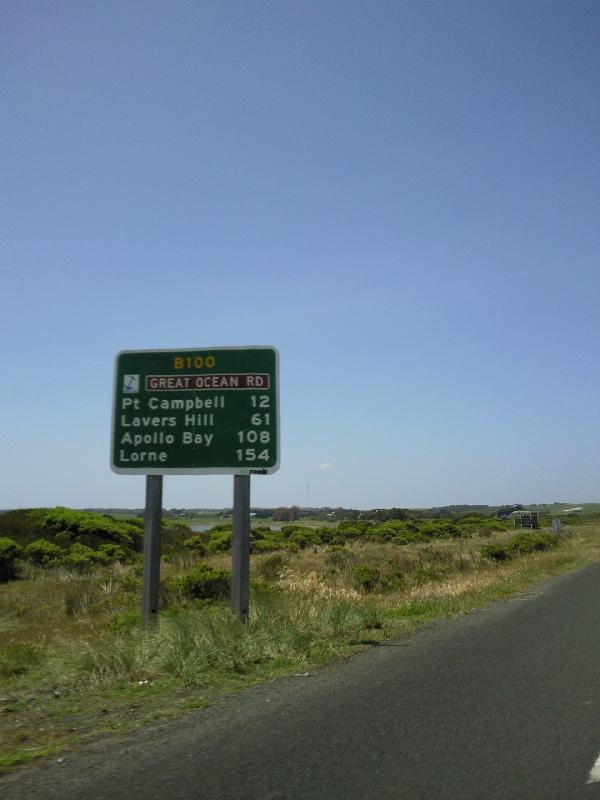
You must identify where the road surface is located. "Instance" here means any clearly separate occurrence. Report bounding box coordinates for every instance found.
[4,562,600,799]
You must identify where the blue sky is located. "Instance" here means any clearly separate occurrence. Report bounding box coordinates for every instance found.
[2,1,599,510]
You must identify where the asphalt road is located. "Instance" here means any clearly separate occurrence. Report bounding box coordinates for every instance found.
[5,562,600,799]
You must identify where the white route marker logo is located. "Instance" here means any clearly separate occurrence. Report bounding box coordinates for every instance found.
[123,375,140,394]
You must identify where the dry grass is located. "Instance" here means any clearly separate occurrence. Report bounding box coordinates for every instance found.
[279,569,361,601]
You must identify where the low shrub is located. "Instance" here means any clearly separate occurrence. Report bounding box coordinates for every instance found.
[97,543,127,563]
[24,538,64,566]
[393,531,430,546]
[311,526,336,545]
[109,610,141,632]
[352,564,381,592]
[183,535,207,557]
[288,529,322,549]
[326,546,352,567]
[413,561,450,583]
[507,531,560,556]
[0,537,22,582]
[30,507,142,551]
[379,561,406,591]
[0,509,45,544]
[457,516,508,536]
[338,520,372,536]
[169,563,231,601]
[251,526,276,539]
[257,553,289,581]
[480,543,510,561]
[117,572,142,593]
[206,530,233,553]
[0,643,42,677]
[481,532,560,562]
[65,543,103,571]
[251,538,283,554]
[280,524,309,538]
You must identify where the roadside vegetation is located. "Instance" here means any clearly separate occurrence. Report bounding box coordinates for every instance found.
[1,506,600,773]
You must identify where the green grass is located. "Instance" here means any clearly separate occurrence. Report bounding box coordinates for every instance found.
[0,747,59,773]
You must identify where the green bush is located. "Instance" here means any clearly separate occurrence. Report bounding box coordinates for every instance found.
[0,537,22,582]
[288,529,322,549]
[413,561,450,583]
[480,543,510,561]
[24,538,64,566]
[117,572,142,593]
[160,520,194,553]
[109,610,141,632]
[280,524,309,538]
[97,543,127,563]
[481,532,560,562]
[393,531,430,546]
[326,546,352,567]
[257,553,289,581]
[30,507,142,551]
[0,509,45,545]
[251,538,283,554]
[311,526,336,545]
[65,542,103,571]
[506,531,560,556]
[0,643,42,676]
[338,520,372,536]
[457,516,508,535]
[206,529,233,553]
[172,563,231,600]
[379,561,406,591]
[251,526,275,539]
[352,564,381,593]
[183,535,207,557]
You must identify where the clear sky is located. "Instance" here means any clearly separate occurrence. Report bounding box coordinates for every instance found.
[3,1,599,511]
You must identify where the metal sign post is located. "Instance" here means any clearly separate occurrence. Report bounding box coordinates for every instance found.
[111,346,279,623]
[141,475,163,627]
[231,474,251,623]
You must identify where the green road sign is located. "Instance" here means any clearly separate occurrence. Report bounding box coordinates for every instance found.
[111,347,279,475]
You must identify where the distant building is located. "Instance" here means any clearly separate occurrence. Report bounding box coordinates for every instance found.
[510,510,539,529]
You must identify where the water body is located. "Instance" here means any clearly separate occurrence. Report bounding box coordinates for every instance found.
[190,524,283,532]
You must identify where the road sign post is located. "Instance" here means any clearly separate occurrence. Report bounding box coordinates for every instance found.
[141,475,163,627]
[111,346,279,623]
[231,474,251,623]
